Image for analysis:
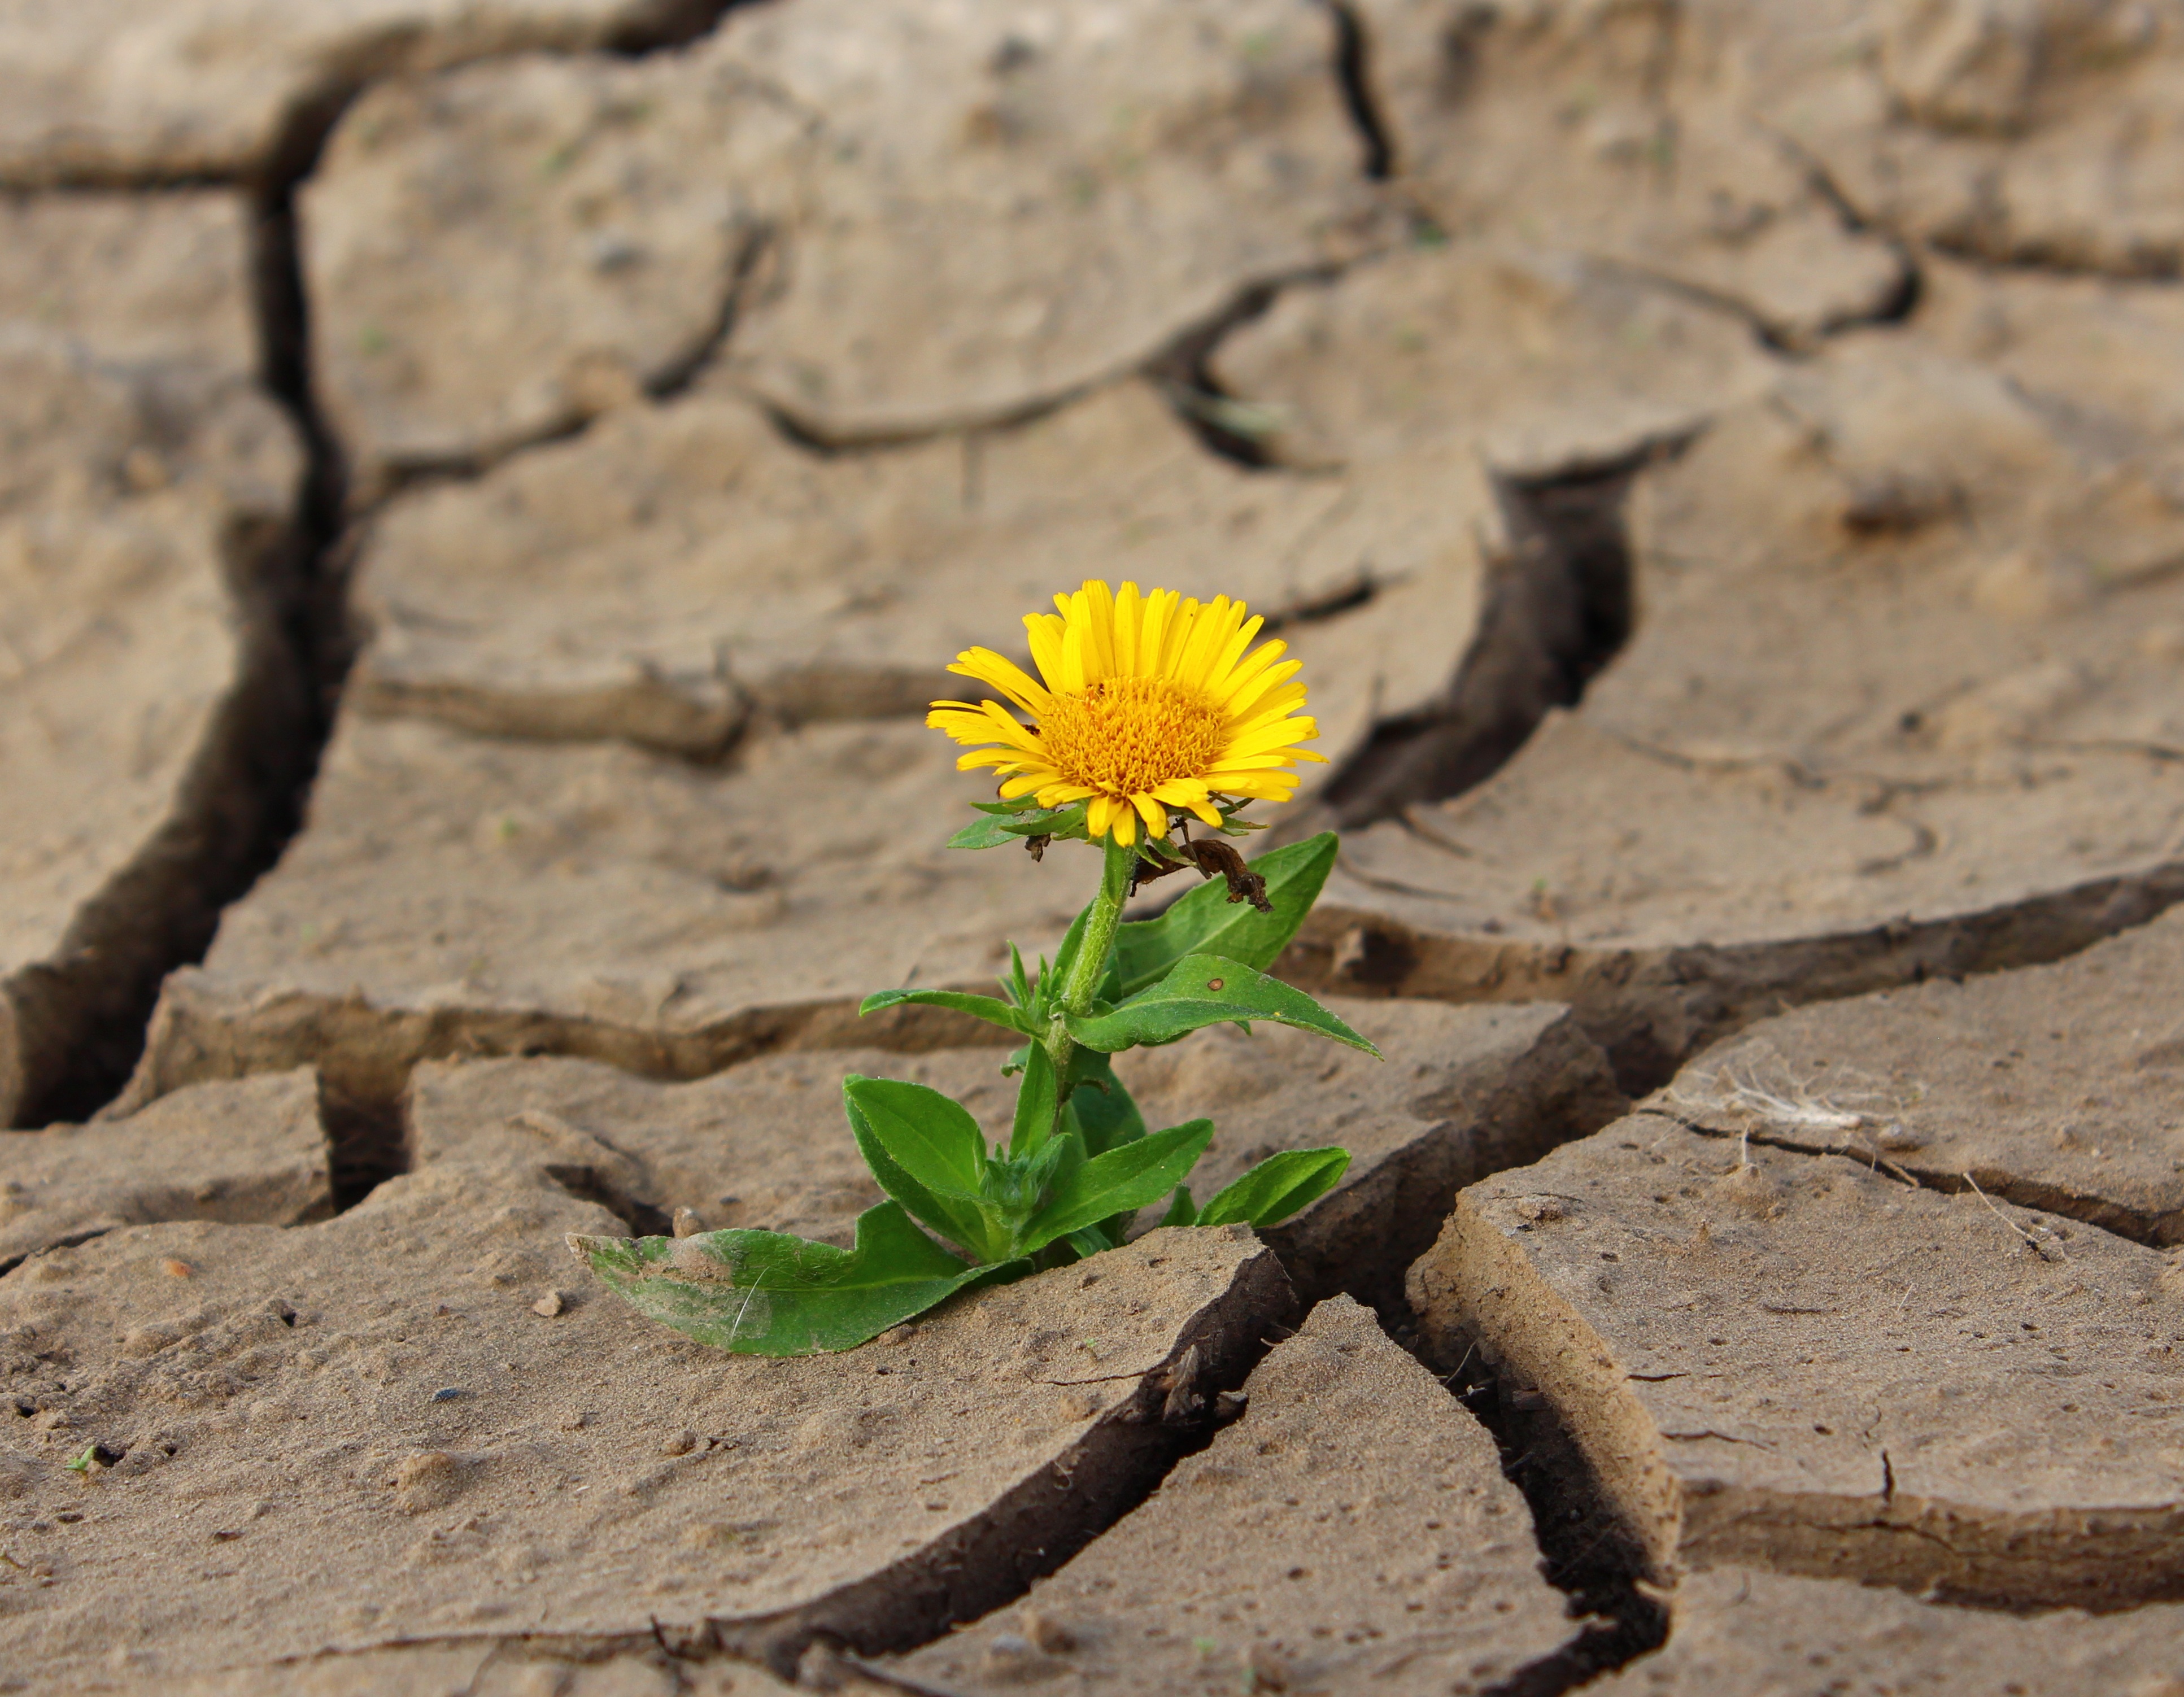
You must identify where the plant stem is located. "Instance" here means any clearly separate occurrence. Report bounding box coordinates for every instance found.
[1044,832,1136,1077]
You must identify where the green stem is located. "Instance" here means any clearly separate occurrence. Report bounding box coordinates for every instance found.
[1044,832,1136,1079]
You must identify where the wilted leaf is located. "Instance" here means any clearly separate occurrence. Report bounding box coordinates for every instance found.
[1113,834,1336,996]
[572,1202,1019,1355]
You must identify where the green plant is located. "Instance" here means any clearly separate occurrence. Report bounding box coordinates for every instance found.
[573,580,1374,1354]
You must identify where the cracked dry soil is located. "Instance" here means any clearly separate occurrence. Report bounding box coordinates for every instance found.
[11,1,2184,1691]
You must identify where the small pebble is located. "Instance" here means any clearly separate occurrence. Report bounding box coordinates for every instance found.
[1021,1608,1076,1653]
[430,1388,464,1403]
[660,1429,698,1457]
[531,1292,565,1318]
[672,1207,704,1239]
[1248,1644,1293,1691]
[983,1634,1039,1675]
[160,1259,193,1279]
[120,446,169,492]
[797,1643,855,1689]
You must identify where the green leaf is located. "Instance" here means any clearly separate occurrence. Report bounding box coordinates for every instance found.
[1065,1049,1146,1157]
[1029,1122,1086,1198]
[1011,1042,1061,1158]
[1016,1119,1215,1256]
[1197,1148,1352,1229]
[572,1202,1019,1355]
[1041,906,1094,1018]
[948,813,1028,850]
[997,800,1089,840]
[1211,796,1269,834]
[1113,834,1337,997]
[1065,1226,1116,1259]
[1061,1052,1147,1244]
[842,1077,1001,1259]
[949,799,1092,849]
[1063,955,1380,1057]
[858,987,1034,1036]
[1160,1185,1197,1228]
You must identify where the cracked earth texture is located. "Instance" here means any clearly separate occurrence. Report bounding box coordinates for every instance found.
[9,1,2184,1691]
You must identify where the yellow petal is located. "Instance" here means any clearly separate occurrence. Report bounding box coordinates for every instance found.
[1211,774,1300,800]
[1062,588,1093,677]
[1202,613,1265,696]
[1143,587,1180,678]
[1114,581,1142,676]
[1226,718,1321,758]
[1060,618,1089,695]
[1224,702,1309,748]
[946,647,1050,715]
[1025,613,1070,694]
[1079,579,1119,680]
[946,697,1044,753]
[1174,595,1232,689]
[1132,792,1169,839]
[1224,659,1305,721]
[1210,636,1289,708]
[927,705,995,742]
[1231,672,1306,718]
[1158,596,1201,678]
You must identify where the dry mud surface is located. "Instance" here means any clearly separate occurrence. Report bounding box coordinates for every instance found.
[10,0,2184,1690]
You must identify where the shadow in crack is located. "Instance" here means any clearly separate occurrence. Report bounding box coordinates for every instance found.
[1147,276,1305,470]
[21,178,351,1129]
[1319,452,1649,830]
[28,1,776,1126]
[1320,0,1395,182]
[1397,1312,1670,1695]
[9,191,329,1126]
[322,1069,407,1214]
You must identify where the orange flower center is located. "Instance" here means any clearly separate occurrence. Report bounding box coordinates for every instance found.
[1038,676,1226,797]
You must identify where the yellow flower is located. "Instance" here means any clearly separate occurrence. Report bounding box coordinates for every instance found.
[928,579,1324,847]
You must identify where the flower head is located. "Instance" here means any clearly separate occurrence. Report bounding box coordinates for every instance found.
[928,579,1323,845]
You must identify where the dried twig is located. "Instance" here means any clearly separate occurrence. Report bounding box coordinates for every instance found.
[1963,1172,2064,1262]
[1130,837,1272,910]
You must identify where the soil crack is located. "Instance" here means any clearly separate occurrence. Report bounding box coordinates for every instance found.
[7,6,779,1125]
[1148,271,1341,470]
[1318,0,1395,182]
[1396,1314,1669,1696]
[1315,450,1652,830]
[1634,1104,2174,1253]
